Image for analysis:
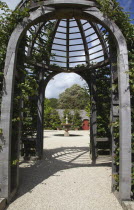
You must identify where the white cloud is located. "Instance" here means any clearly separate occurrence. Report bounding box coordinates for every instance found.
[45,73,87,98]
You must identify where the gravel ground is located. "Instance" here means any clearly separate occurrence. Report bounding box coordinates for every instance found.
[6,130,122,210]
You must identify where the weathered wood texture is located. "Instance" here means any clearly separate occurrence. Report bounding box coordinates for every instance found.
[90,69,97,164]
[76,19,90,66]
[90,22,109,60]
[0,2,131,201]
[0,198,6,210]
[85,8,131,201]
[36,68,44,159]
[96,138,109,142]
[110,48,119,192]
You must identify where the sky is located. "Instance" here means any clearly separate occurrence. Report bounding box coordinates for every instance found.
[117,0,134,22]
[2,0,134,98]
[3,0,134,21]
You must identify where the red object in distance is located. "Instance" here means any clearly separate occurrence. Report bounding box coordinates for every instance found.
[82,119,90,130]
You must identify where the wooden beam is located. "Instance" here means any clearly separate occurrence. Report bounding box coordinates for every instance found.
[66,19,69,69]
[90,22,109,60]
[96,138,109,142]
[90,55,104,61]
[27,22,46,57]
[90,69,97,164]
[88,43,102,50]
[48,20,61,65]
[76,19,90,66]
[36,68,44,159]
[29,0,97,11]
[109,47,119,192]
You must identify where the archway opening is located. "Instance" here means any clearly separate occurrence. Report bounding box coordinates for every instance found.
[0,2,131,202]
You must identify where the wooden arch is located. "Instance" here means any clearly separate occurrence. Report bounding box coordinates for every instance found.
[0,1,131,202]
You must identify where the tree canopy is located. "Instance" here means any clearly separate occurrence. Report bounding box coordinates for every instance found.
[57,84,90,109]
[48,98,58,109]
[44,99,61,129]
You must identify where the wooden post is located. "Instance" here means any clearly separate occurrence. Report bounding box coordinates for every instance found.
[66,19,69,70]
[110,49,119,191]
[118,51,131,200]
[85,8,131,200]
[36,68,44,159]
[90,69,97,164]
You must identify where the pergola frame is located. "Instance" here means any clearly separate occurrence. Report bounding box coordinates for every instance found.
[0,0,131,202]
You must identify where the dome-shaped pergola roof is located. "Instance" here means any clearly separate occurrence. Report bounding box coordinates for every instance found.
[26,17,110,72]
[14,0,110,72]
[50,18,109,69]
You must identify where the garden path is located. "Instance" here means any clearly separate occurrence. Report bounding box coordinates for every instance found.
[7,130,122,210]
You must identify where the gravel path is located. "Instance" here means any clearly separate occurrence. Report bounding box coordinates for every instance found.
[6,130,122,210]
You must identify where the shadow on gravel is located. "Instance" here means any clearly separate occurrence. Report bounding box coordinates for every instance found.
[53,134,83,137]
[11,147,111,202]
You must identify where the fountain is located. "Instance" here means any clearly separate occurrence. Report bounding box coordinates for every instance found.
[61,115,71,137]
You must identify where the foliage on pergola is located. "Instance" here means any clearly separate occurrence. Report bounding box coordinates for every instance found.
[0,0,133,202]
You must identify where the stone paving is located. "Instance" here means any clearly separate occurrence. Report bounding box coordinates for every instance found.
[6,130,122,210]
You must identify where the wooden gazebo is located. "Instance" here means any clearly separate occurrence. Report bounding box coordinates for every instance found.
[0,0,131,202]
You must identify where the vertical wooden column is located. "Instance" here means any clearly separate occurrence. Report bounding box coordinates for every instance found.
[15,99,23,190]
[36,68,44,159]
[118,51,131,200]
[15,38,26,190]
[90,69,97,164]
[110,45,131,200]
[110,52,119,191]
[66,19,69,70]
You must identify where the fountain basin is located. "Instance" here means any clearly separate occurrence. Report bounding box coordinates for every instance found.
[61,123,71,137]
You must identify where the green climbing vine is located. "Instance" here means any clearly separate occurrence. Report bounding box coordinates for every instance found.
[0,2,54,159]
[96,0,134,198]
[0,0,134,198]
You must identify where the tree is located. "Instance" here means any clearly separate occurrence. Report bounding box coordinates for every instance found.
[49,98,58,108]
[58,84,90,109]
[85,101,91,117]
[44,99,53,128]
[44,98,61,129]
[72,110,82,129]
[49,109,61,129]
[62,109,73,124]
